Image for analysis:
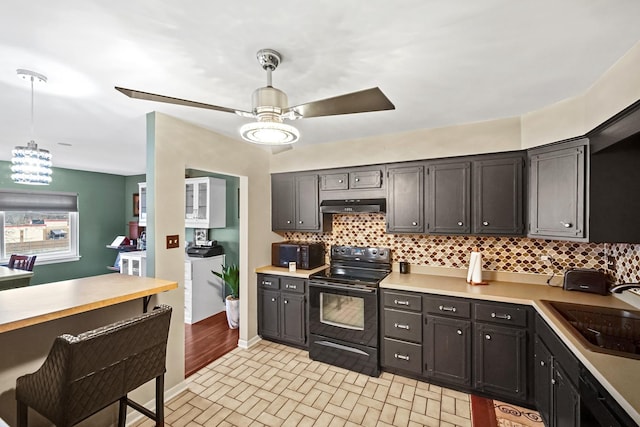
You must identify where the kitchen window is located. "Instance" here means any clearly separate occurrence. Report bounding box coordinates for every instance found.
[0,189,79,264]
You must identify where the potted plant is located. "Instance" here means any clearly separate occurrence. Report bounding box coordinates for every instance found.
[213,264,240,329]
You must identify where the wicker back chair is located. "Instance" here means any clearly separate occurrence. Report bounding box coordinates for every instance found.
[16,305,172,427]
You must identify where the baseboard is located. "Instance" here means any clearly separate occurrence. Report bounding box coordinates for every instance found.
[238,335,261,349]
[125,380,188,426]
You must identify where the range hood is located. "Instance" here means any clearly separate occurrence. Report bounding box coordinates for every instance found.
[320,198,386,214]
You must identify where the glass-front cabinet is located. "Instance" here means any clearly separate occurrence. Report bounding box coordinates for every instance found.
[120,251,146,276]
[137,182,147,227]
[185,177,226,228]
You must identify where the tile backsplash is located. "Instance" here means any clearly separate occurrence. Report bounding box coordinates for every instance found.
[280,213,640,284]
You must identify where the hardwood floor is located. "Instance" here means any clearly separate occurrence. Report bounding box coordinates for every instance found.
[184,311,239,377]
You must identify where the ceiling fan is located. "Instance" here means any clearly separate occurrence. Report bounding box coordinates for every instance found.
[115,49,395,146]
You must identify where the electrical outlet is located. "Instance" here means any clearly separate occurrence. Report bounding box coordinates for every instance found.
[166,235,179,249]
[607,255,616,271]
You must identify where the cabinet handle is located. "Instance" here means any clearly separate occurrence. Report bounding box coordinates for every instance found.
[491,312,512,320]
[560,221,572,228]
[485,334,491,340]
[271,298,276,302]
[412,221,417,226]
[286,284,297,289]
[394,299,410,306]
[394,353,410,361]
[263,281,272,286]
[482,221,489,226]
[551,378,556,385]
[457,221,464,226]
[457,329,463,335]
[438,305,457,313]
[394,323,410,330]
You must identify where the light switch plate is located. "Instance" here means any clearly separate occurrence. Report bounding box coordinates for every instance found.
[166,235,179,249]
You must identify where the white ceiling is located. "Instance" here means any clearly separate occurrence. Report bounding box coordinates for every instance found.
[1,1,639,176]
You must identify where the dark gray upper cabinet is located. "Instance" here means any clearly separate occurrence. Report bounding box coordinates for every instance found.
[318,165,386,200]
[271,173,322,232]
[528,139,587,240]
[472,153,525,235]
[320,173,349,191]
[426,160,471,234]
[386,164,424,233]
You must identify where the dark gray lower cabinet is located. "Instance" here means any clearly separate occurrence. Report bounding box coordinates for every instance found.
[258,274,307,347]
[424,315,471,386]
[474,323,527,401]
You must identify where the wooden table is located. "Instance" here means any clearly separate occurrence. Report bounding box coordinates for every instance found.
[0,273,177,333]
[0,266,33,291]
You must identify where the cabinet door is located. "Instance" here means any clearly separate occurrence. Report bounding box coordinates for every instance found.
[553,361,580,427]
[281,293,306,345]
[474,323,528,401]
[424,315,471,386]
[529,142,586,239]
[295,174,319,231]
[350,169,383,189]
[534,336,552,427]
[426,161,471,234]
[387,165,424,233]
[259,289,280,339]
[271,174,296,230]
[473,155,524,235]
[320,173,349,191]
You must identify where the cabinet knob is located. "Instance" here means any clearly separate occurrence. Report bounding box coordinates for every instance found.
[286,220,292,224]
[299,220,303,224]
[482,221,489,226]
[540,361,545,367]
[551,378,556,385]
[457,221,464,226]
[355,178,360,182]
[560,221,572,228]
[284,299,288,304]
[485,334,491,340]
[271,298,276,302]
[338,179,343,183]
[457,329,463,335]
[412,221,417,226]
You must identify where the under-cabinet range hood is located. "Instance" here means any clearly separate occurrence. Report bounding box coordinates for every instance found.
[320,198,386,214]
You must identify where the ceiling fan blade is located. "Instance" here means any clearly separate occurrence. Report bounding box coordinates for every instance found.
[115,87,254,117]
[286,87,395,119]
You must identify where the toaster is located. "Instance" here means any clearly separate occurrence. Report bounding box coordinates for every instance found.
[563,269,609,295]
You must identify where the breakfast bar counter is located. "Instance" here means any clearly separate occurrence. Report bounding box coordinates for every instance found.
[0,266,34,291]
[0,273,178,334]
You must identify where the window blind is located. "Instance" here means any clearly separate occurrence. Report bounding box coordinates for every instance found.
[0,189,78,212]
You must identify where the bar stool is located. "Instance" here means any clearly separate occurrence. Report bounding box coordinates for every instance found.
[16,305,172,427]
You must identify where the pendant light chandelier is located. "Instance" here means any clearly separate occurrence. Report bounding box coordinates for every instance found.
[11,69,52,185]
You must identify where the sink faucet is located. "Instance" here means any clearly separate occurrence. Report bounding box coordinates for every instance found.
[609,283,640,293]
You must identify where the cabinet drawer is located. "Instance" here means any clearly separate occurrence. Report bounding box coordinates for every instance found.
[383,337,422,375]
[281,277,305,294]
[350,169,383,189]
[424,296,471,318]
[383,291,422,312]
[384,309,422,343]
[260,275,280,290]
[320,173,349,190]
[474,302,528,327]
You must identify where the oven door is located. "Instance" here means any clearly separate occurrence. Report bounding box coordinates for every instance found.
[308,280,378,348]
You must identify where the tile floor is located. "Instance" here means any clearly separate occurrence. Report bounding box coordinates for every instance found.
[133,341,473,427]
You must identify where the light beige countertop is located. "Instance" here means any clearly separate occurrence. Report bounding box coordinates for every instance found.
[255,265,328,279]
[0,274,178,333]
[0,266,33,282]
[381,269,640,424]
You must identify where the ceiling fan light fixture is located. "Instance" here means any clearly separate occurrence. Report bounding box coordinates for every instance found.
[240,121,299,145]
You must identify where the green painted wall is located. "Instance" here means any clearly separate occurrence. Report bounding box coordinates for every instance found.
[0,161,127,285]
[124,174,146,236]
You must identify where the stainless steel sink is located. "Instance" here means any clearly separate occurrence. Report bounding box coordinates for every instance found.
[541,300,640,360]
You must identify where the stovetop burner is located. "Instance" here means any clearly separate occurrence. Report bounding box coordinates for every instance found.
[310,245,391,287]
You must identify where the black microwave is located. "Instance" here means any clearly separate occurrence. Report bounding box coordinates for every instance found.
[271,242,325,270]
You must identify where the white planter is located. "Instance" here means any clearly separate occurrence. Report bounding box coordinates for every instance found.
[225,297,239,329]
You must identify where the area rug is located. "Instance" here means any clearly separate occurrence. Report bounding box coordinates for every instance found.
[471,395,544,427]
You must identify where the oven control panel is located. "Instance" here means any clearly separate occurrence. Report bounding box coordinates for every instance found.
[331,245,391,263]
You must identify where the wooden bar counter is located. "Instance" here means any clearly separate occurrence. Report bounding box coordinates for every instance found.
[0,273,177,334]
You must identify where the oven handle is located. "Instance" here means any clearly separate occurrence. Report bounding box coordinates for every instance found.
[309,281,376,293]
[314,340,370,356]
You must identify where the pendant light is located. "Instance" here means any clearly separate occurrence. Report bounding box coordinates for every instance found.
[11,69,52,185]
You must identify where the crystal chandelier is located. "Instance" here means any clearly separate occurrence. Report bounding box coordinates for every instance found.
[11,69,52,185]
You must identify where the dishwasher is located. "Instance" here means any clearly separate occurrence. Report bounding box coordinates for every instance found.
[579,365,638,427]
